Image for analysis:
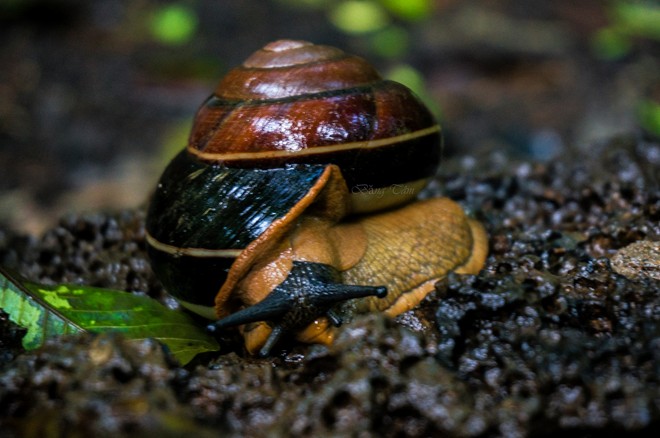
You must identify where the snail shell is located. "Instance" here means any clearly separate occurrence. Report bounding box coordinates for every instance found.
[145,40,487,356]
[188,39,441,213]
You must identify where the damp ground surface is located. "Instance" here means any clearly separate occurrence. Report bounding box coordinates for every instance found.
[1,133,659,437]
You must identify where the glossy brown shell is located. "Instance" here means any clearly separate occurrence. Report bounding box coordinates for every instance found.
[187,40,441,209]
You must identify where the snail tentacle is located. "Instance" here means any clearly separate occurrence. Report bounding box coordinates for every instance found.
[325,310,343,327]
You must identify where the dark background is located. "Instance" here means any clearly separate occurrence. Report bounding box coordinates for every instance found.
[0,0,658,234]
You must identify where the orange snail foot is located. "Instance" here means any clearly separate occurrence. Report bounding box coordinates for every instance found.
[295,318,335,346]
[383,219,488,317]
[243,318,335,356]
[454,219,489,276]
[383,278,438,317]
[347,198,489,318]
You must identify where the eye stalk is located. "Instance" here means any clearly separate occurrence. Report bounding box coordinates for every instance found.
[206,261,387,356]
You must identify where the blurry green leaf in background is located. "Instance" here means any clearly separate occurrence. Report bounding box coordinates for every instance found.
[330,0,390,34]
[592,26,632,60]
[590,1,660,136]
[370,25,409,58]
[613,1,660,40]
[592,1,660,60]
[329,0,433,34]
[381,0,432,21]
[638,99,660,137]
[149,3,199,45]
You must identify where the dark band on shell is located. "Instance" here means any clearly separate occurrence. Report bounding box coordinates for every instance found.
[146,150,330,308]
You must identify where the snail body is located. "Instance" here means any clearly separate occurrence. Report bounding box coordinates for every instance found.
[145,40,488,356]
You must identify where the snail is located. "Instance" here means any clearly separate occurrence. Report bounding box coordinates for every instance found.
[145,40,488,356]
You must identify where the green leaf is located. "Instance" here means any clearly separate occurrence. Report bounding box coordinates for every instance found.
[0,267,219,365]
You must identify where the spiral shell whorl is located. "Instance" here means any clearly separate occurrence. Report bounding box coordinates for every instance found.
[243,40,344,68]
[214,39,381,100]
[188,40,442,212]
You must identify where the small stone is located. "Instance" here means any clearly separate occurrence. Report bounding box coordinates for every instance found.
[611,240,660,281]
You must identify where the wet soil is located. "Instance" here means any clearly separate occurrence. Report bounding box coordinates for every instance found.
[1,133,658,437]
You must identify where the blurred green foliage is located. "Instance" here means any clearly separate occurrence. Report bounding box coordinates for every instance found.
[592,26,632,59]
[592,1,660,59]
[370,26,409,58]
[329,0,390,34]
[381,0,432,21]
[591,1,660,136]
[276,0,433,60]
[639,99,660,137]
[149,3,198,45]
